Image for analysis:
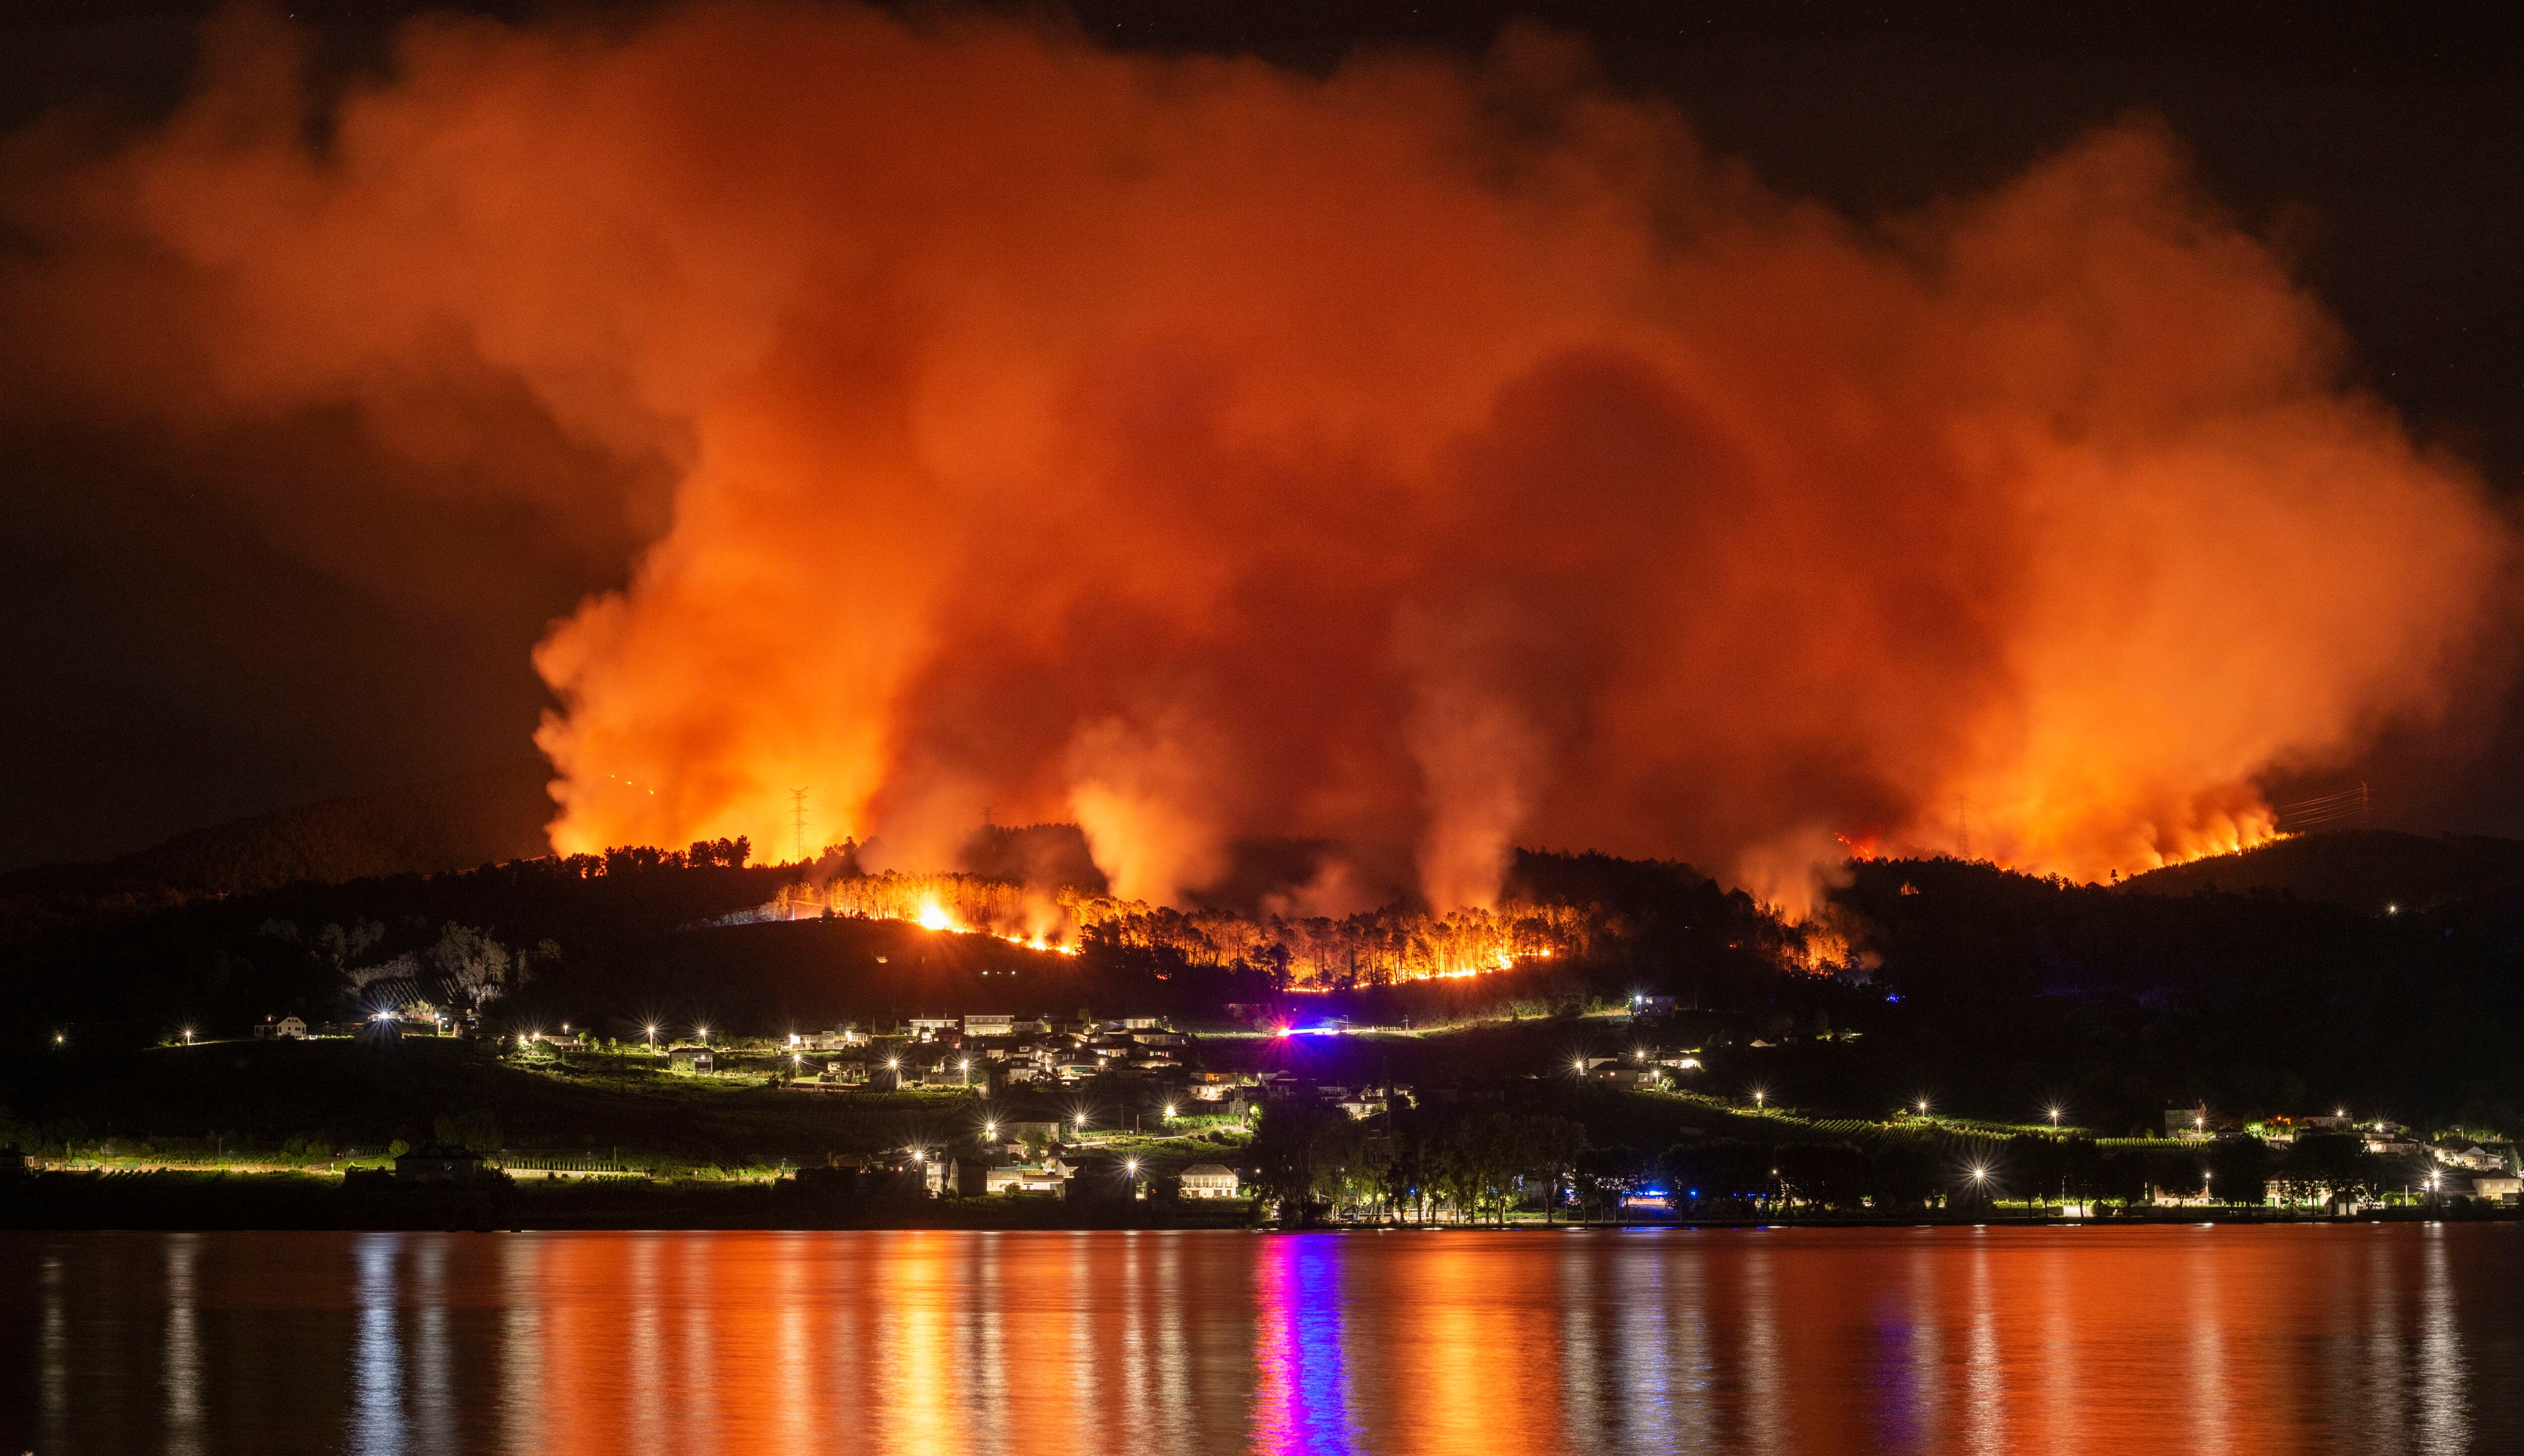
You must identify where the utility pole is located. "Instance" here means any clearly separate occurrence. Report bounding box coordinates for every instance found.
[790,787,811,864]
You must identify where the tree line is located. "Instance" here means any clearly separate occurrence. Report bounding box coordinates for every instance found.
[1248,1098,2475,1223]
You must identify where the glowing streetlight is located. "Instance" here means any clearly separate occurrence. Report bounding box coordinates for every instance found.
[984,1120,998,1142]
[182,1028,195,1046]
[1163,1103,1177,1120]
[54,1033,65,1046]
[696,1024,711,1044]
[960,1057,972,1088]
[1572,1058,1587,1076]
[645,1024,659,1051]
[1073,1112,1087,1131]
[1916,1098,1930,1115]
[2047,1107,2062,1126]
[1752,1089,1767,1112]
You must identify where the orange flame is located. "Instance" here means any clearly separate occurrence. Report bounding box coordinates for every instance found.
[3,6,2505,913]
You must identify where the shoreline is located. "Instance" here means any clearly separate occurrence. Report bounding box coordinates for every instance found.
[4,1170,2514,1233]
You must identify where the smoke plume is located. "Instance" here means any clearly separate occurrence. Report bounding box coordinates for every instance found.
[3,3,2509,912]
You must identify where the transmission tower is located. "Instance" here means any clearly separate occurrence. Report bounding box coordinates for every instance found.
[790,787,811,863]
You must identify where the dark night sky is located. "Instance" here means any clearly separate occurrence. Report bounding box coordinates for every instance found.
[2,0,2519,871]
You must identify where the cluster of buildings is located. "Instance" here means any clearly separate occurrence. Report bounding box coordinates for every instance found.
[760,1015,1225,1104]
[2164,1106,2520,1203]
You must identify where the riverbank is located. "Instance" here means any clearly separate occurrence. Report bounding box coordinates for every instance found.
[5,1169,2514,1232]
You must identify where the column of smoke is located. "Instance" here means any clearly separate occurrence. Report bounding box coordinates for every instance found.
[3,3,2508,917]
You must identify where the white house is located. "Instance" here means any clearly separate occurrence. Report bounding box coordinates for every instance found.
[2435,1145,2507,1172]
[964,1014,1016,1037]
[1180,1164,1241,1199]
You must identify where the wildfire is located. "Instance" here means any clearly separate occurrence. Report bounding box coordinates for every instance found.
[772,869,1569,985]
[41,8,2493,913]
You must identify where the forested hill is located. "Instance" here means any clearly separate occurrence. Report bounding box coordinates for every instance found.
[2123,829,2524,920]
[1828,844,2524,1132]
[6,814,2523,1131]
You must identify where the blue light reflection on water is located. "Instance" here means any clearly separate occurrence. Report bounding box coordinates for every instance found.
[1253,1233,1361,1455]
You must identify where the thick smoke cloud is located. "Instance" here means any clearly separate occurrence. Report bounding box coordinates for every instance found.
[3,3,2508,911]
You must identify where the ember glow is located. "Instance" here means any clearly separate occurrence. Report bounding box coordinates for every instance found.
[782,870,1567,986]
[3,4,2508,915]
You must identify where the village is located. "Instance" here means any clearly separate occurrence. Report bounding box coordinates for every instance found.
[186,997,2524,1222]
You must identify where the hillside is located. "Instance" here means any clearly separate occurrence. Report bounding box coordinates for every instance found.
[2123,829,2524,918]
[4,829,2522,1139]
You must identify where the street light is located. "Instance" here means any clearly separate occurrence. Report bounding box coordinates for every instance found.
[1074,1112,1087,1131]
[1916,1098,1930,1115]
[1163,1103,1177,1120]
[2046,1106,2061,1126]
[1752,1088,1766,1112]
[696,1024,710,1044]
[645,1024,659,1051]
[960,1057,972,1088]
[182,1028,194,1046]
[984,1120,998,1142]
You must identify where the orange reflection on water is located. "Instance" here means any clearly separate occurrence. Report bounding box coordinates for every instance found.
[5,1224,2512,1455]
[472,1226,2510,1455]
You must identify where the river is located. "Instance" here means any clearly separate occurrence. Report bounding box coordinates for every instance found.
[3,1224,2516,1453]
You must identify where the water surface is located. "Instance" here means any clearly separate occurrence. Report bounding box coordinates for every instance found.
[3,1224,2516,1453]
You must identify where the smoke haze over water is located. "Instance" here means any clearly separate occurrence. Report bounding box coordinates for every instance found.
[3,3,2509,912]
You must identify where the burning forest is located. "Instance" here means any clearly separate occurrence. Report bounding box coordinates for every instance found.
[2,2,2511,925]
[771,868,1591,991]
